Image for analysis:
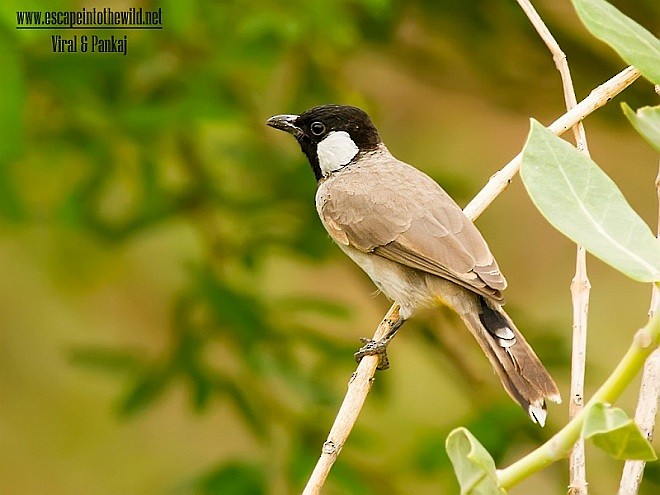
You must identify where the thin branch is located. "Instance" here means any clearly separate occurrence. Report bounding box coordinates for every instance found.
[302,305,403,495]
[464,66,640,220]
[619,86,660,494]
[513,1,592,493]
[302,65,640,495]
[569,246,590,495]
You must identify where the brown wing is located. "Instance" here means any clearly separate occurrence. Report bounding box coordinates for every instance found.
[316,154,507,302]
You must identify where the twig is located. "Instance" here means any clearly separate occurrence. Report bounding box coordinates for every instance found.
[513,1,592,493]
[302,65,640,494]
[619,86,660,494]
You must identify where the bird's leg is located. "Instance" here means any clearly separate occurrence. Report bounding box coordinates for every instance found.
[354,315,406,370]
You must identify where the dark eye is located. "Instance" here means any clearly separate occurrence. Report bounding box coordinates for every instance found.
[310,122,326,136]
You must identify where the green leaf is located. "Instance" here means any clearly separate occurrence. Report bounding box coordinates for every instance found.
[520,120,660,283]
[118,368,170,417]
[194,267,268,344]
[446,427,506,495]
[583,402,657,461]
[622,103,660,152]
[571,0,660,84]
[218,378,268,438]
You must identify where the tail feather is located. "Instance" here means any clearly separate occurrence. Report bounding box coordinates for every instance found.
[462,297,561,425]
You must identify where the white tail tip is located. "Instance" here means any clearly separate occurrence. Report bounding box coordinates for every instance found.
[529,404,547,427]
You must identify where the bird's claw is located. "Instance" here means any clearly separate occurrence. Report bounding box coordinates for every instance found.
[354,337,391,370]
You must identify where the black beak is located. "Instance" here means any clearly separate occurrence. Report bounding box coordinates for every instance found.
[266,114,303,139]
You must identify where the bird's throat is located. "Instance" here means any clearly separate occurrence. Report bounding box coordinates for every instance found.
[317,131,359,176]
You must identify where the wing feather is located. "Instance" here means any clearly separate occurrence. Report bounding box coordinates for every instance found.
[316,153,507,302]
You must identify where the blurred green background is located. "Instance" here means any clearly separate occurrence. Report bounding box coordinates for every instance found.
[1,0,659,493]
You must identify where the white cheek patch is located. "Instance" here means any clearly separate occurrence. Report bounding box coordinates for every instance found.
[317,131,359,175]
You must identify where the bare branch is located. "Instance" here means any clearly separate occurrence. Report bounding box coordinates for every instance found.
[464,66,640,220]
[302,305,403,495]
[569,246,590,495]
[512,1,593,492]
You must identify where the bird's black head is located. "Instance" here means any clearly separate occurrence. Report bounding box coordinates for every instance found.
[267,105,381,181]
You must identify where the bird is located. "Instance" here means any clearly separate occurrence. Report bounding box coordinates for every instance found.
[266,104,561,425]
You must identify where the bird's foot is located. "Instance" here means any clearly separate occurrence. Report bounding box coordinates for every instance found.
[354,314,406,370]
[354,337,392,370]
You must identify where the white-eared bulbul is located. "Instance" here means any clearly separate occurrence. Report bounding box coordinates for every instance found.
[267,104,561,425]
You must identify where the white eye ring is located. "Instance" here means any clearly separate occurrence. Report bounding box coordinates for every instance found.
[310,122,326,136]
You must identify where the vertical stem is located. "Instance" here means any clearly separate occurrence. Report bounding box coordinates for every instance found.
[619,88,660,493]
[513,2,592,492]
[569,246,590,494]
